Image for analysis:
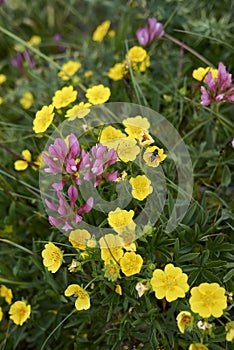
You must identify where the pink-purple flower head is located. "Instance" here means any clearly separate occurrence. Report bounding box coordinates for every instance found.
[136,17,164,46]
[201,62,234,106]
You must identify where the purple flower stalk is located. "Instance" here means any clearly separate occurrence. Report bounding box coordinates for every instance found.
[201,62,234,106]
[136,17,164,46]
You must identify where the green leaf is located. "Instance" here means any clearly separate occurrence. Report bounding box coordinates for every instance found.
[177,252,200,263]
[221,165,231,187]
[223,269,234,283]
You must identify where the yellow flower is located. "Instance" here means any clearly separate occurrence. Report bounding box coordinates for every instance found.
[31,153,42,170]
[0,74,7,84]
[225,321,234,342]
[126,46,150,72]
[99,234,124,263]
[92,20,111,42]
[192,67,218,81]
[108,30,115,38]
[28,35,41,46]
[20,91,34,109]
[189,282,227,318]
[9,301,31,326]
[143,145,167,167]
[130,175,153,201]
[58,61,81,81]
[176,311,193,333]
[150,264,189,302]
[116,138,140,162]
[123,115,150,140]
[65,102,91,120]
[14,149,31,171]
[135,281,149,297]
[69,229,91,250]
[85,84,110,105]
[64,284,90,311]
[41,242,63,273]
[108,63,124,81]
[115,284,122,295]
[189,344,208,350]
[0,306,3,322]
[120,252,143,277]
[99,125,127,149]
[52,85,77,109]
[137,130,154,146]
[104,261,121,281]
[84,70,93,78]
[0,97,3,105]
[0,285,13,304]
[33,104,54,133]
[107,208,135,234]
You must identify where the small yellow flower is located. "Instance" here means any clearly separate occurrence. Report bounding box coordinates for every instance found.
[107,208,135,234]
[116,138,140,162]
[41,242,63,273]
[69,229,91,250]
[58,61,81,81]
[84,70,94,78]
[108,30,115,38]
[64,284,90,311]
[135,281,149,297]
[52,85,77,109]
[143,146,167,167]
[28,35,41,46]
[85,84,110,105]
[99,234,124,264]
[123,115,150,140]
[126,46,150,72]
[0,306,3,322]
[14,149,31,171]
[65,102,91,120]
[99,125,127,149]
[9,301,31,326]
[0,285,13,305]
[108,63,124,81]
[225,321,234,342]
[104,261,121,281]
[192,66,218,81]
[130,175,153,201]
[189,282,227,318]
[0,74,7,84]
[137,130,154,146]
[189,344,208,350]
[0,97,3,105]
[176,311,193,333]
[120,252,143,277]
[33,104,54,133]
[115,284,122,295]
[150,264,189,302]
[20,91,34,109]
[31,153,42,170]
[92,20,111,42]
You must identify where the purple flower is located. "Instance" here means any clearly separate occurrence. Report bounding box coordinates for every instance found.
[201,62,234,106]
[136,17,164,46]
[10,50,36,70]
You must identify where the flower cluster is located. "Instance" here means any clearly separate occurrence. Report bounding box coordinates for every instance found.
[136,17,164,46]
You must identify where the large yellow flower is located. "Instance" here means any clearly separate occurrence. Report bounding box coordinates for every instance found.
[64,284,90,311]
[107,208,135,234]
[192,66,218,81]
[99,125,127,149]
[52,85,77,109]
[0,285,13,305]
[189,282,227,318]
[65,102,91,120]
[129,175,153,201]
[123,115,150,140]
[14,149,31,171]
[108,63,124,81]
[99,233,124,263]
[225,321,234,342]
[69,229,91,250]
[92,20,111,42]
[143,145,167,167]
[150,264,189,302]
[116,138,140,162]
[189,344,208,350]
[58,61,81,80]
[85,84,110,105]
[41,242,63,273]
[120,252,143,277]
[176,311,193,333]
[19,91,34,109]
[9,301,31,326]
[33,104,54,133]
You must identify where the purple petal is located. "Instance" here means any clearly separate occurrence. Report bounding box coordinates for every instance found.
[66,158,77,174]
[48,138,67,160]
[52,179,66,191]
[45,199,58,211]
[62,221,73,231]
[68,133,80,159]
[91,159,103,176]
[136,27,149,46]
[78,150,92,170]
[68,184,78,209]
[105,170,118,182]
[218,62,232,90]
[200,86,211,106]
[91,143,106,159]
[105,148,117,166]
[48,216,63,226]
[42,153,62,174]
[77,197,93,214]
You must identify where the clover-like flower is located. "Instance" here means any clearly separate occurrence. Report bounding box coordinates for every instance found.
[136,18,164,46]
[64,284,90,311]
[150,264,189,302]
